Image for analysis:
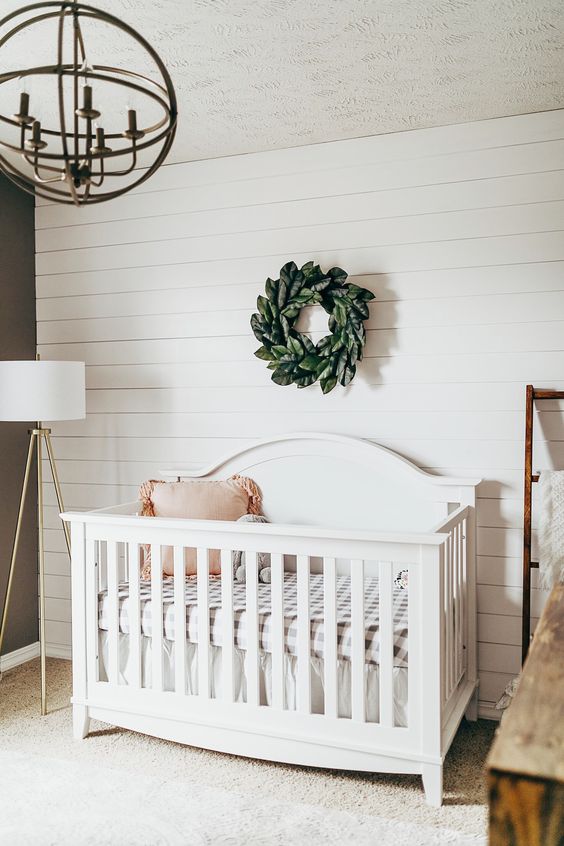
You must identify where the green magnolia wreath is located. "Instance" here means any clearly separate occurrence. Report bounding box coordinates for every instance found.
[251,261,374,394]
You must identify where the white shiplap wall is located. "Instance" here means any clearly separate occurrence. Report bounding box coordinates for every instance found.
[36,109,564,714]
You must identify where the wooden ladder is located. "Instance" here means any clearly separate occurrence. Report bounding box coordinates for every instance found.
[522,385,564,664]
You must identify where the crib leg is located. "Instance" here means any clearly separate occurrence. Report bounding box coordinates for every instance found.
[464,687,479,721]
[422,763,443,807]
[73,704,90,740]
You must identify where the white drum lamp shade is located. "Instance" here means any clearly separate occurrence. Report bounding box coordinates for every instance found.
[0,361,85,421]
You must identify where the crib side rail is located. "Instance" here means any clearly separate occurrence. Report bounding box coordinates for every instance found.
[436,506,473,714]
[66,512,453,764]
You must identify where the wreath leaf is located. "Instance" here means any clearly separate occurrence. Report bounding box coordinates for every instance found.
[265,278,278,300]
[300,354,321,372]
[320,375,338,394]
[254,345,274,361]
[271,368,294,386]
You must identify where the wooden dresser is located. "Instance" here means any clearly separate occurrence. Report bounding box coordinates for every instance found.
[487,583,564,845]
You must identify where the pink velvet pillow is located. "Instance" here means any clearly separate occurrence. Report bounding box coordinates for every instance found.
[138,476,261,578]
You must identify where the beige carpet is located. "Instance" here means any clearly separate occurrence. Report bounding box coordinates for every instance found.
[0,658,495,844]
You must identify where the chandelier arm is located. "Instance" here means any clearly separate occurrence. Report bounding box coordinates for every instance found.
[89,157,105,188]
[23,153,61,176]
[80,180,92,203]
[32,166,64,184]
[1,131,174,204]
[100,144,137,178]
[74,135,176,204]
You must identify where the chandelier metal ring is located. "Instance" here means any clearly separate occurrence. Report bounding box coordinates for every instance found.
[0,69,172,150]
[0,1,178,206]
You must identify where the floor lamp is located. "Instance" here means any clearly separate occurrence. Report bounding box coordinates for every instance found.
[0,359,85,715]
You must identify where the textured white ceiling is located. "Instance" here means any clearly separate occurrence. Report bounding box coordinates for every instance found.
[0,0,563,163]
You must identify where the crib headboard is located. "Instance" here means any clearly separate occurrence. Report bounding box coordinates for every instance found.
[160,433,479,533]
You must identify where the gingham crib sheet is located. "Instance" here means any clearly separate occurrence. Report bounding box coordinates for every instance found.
[98,573,409,668]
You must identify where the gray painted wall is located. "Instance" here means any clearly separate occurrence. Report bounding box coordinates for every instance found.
[0,174,37,655]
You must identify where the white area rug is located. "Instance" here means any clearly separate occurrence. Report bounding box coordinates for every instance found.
[0,750,485,846]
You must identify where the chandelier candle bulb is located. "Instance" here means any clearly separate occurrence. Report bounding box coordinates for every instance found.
[91,125,112,155]
[19,91,29,119]
[124,108,144,140]
[11,91,33,125]
[76,83,100,120]
[82,84,92,111]
[26,119,46,150]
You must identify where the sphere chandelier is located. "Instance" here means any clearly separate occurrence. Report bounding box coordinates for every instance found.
[0,2,177,206]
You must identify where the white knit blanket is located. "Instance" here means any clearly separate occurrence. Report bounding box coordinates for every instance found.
[538,471,564,589]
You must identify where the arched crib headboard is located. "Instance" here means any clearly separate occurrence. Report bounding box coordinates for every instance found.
[160,433,480,534]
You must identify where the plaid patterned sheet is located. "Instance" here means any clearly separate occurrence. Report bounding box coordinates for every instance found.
[99,574,409,668]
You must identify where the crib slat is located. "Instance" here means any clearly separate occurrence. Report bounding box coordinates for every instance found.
[151,545,163,692]
[99,541,107,593]
[323,557,338,719]
[439,544,446,704]
[451,526,458,689]
[462,517,468,673]
[378,561,394,727]
[86,539,98,685]
[270,553,285,711]
[173,545,186,696]
[407,563,421,730]
[455,524,461,683]
[351,559,365,723]
[128,543,141,689]
[296,554,311,714]
[221,548,235,702]
[458,522,464,679]
[107,541,120,685]
[197,548,210,698]
[448,531,456,694]
[246,550,260,707]
[445,535,452,698]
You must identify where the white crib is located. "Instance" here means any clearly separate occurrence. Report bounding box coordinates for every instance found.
[63,433,480,806]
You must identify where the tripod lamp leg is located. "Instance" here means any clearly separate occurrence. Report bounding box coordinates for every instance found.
[43,431,70,556]
[0,432,37,663]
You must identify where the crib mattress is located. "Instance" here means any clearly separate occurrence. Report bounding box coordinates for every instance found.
[98,573,409,668]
